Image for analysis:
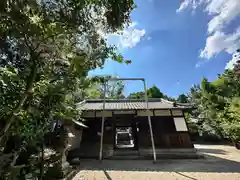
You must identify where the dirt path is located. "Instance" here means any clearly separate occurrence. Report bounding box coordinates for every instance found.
[72,144,240,180]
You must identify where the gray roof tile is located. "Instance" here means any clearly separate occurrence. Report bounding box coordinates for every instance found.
[78,99,189,111]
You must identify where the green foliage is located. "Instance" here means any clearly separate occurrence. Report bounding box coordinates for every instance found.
[218,97,240,141]
[177,94,189,103]
[147,85,164,98]
[128,91,145,99]
[0,0,135,178]
[188,67,240,142]
[84,75,125,99]
[128,85,167,99]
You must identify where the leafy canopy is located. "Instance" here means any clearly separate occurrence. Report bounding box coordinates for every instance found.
[188,67,240,141]
[0,0,135,178]
[128,85,164,99]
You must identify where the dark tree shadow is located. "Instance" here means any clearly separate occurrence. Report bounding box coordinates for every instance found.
[103,170,112,180]
[175,172,197,180]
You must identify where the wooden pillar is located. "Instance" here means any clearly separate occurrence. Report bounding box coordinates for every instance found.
[99,81,106,161]
[113,114,116,149]
[143,80,156,163]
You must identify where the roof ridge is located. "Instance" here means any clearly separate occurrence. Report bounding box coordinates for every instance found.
[85,98,162,103]
[160,98,175,105]
[77,98,192,110]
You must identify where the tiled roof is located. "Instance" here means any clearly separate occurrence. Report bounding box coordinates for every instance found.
[77,99,190,111]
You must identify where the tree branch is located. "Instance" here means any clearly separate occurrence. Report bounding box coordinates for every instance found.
[33,32,64,52]
[39,143,44,180]
[0,53,38,144]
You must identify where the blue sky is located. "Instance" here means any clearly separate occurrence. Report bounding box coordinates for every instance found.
[90,0,240,98]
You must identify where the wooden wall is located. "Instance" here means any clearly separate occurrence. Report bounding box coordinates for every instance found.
[79,117,114,158]
[78,111,194,159]
[137,116,193,148]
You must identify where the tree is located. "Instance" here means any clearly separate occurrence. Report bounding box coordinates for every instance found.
[128,85,164,99]
[82,75,125,99]
[99,76,125,99]
[232,49,240,73]
[148,85,163,98]
[177,94,189,103]
[0,0,134,137]
[0,0,135,178]
[128,91,145,99]
[188,69,240,144]
[218,97,240,143]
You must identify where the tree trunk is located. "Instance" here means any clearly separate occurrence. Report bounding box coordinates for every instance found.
[39,143,44,180]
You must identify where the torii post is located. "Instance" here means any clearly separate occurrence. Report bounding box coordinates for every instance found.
[99,77,156,163]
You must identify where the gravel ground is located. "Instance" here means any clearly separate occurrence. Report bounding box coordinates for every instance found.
[72,144,240,180]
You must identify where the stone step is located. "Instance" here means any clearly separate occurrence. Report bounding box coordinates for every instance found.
[110,155,145,160]
[113,150,139,156]
[111,153,202,160]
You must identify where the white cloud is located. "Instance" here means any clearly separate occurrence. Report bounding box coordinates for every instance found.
[128,21,138,28]
[147,36,152,41]
[177,0,204,13]
[206,0,240,33]
[107,22,146,49]
[200,28,240,59]
[177,0,240,60]
[225,51,240,69]
[121,26,146,48]
[195,61,205,68]
[195,59,211,68]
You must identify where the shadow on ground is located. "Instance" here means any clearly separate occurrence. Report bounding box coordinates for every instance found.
[70,145,240,180]
[103,170,112,180]
[72,144,240,174]
[74,156,240,173]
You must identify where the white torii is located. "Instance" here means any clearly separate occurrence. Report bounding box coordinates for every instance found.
[99,78,156,163]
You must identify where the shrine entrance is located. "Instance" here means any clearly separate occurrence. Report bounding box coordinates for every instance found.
[113,114,139,151]
[115,127,134,149]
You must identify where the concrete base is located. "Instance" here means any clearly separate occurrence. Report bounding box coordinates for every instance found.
[108,148,201,160]
[139,148,201,159]
[68,144,114,159]
[139,148,197,154]
[70,145,201,160]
